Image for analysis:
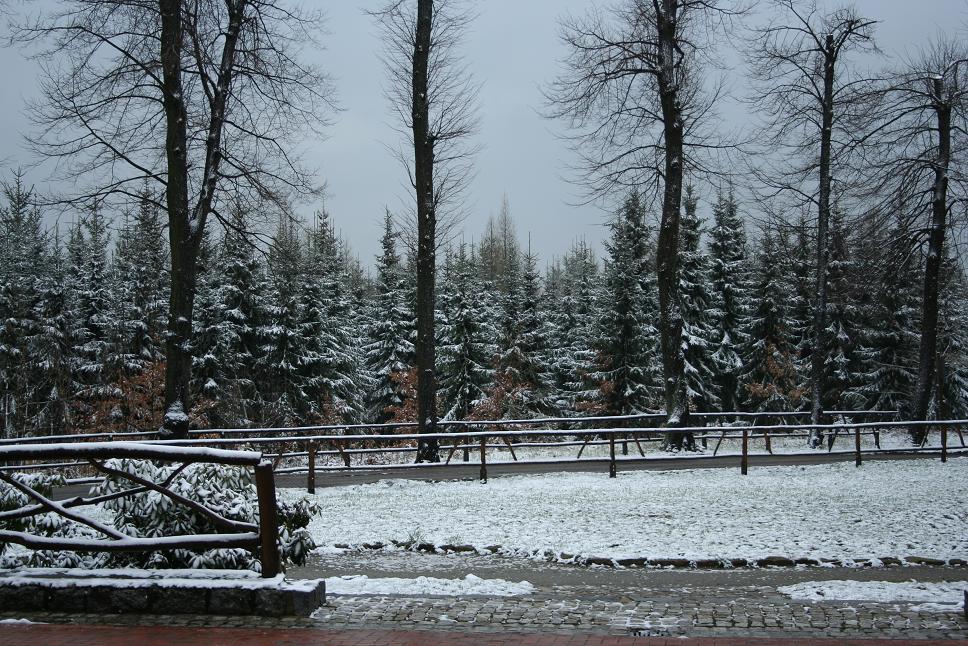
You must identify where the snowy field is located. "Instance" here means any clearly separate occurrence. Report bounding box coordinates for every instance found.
[282,458,968,563]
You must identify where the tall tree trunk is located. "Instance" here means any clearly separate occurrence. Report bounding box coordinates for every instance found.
[160,0,194,439]
[413,0,439,462]
[655,0,692,450]
[159,0,246,438]
[911,77,951,440]
[809,35,836,446]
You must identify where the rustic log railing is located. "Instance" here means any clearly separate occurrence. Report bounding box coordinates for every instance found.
[2,412,963,492]
[0,442,281,577]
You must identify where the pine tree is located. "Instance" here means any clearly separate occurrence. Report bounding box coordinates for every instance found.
[679,186,719,413]
[822,210,864,410]
[0,174,53,437]
[261,216,308,426]
[70,207,120,428]
[191,212,268,427]
[363,213,416,422]
[589,191,659,416]
[304,209,364,423]
[935,255,968,419]
[111,188,169,374]
[741,226,804,412]
[708,189,751,413]
[852,218,920,413]
[438,244,495,420]
[487,247,552,419]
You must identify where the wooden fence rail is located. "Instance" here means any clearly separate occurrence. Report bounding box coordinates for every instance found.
[0,442,281,577]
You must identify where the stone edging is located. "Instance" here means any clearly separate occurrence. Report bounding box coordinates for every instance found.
[330,541,968,570]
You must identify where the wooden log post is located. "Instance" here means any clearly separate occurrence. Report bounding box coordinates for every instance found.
[609,434,617,479]
[741,428,748,476]
[254,461,281,578]
[307,442,316,493]
[941,424,947,463]
[479,435,487,483]
[854,426,862,467]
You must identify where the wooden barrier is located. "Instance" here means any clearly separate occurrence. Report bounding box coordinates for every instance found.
[0,442,281,577]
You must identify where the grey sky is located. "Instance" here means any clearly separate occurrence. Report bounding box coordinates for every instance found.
[1,1,967,269]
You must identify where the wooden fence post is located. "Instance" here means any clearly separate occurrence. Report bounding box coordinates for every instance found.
[609,434,617,478]
[307,442,316,493]
[854,426,862,467]
[941,425,947,463]
[479,435,488,483]
[741,428,748,476]
[254,461,281,578]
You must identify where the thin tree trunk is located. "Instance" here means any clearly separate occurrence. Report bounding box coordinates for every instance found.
[413,0,439,462]
[655,0,692,450]
[911,77,951,440]
[809,35,836,446]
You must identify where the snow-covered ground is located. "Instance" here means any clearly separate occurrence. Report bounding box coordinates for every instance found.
[281,458,968,563]
[323,574,534,596]
[778,580,966,612]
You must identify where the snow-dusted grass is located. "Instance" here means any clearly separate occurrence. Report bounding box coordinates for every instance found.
[778,580,966,612]
[324,574,534,596]
[282,458,968,563]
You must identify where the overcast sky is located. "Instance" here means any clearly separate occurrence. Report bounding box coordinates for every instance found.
[1,0,967,269]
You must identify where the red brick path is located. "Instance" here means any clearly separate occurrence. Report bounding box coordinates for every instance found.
[0,625,957,645]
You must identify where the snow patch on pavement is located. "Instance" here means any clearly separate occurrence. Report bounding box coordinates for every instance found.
[778,579,967,610]
[324,573,534,596]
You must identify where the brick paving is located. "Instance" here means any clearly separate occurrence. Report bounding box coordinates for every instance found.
[2,585,965,641]
[0,624,963,645]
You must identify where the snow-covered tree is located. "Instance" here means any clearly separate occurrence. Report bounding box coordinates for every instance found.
[363,213,415,422]
[438,244,494,420]
[708,189,751,413]
[679,186,719,413]
[741,226,804,413]
[589,191,659,416]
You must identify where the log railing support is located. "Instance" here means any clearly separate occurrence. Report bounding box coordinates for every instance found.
[254,460,281,578]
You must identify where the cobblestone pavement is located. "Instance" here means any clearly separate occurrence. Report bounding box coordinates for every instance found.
[2,583,965,640]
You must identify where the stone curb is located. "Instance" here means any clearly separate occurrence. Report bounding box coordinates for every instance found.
[0,576,324,616]
[330,542,968,570]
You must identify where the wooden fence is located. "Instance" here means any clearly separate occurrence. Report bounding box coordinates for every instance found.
[0,442,281,577]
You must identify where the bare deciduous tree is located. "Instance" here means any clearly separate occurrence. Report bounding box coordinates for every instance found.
[371,0,479,462]
[545,0,745,448]
[860,39,968,437]
[747,0,876,444]
[14,0,334,437]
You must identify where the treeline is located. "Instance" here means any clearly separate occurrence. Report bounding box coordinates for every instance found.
[3,173,967,438]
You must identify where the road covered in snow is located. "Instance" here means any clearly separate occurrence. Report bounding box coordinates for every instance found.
[282,457,967,564]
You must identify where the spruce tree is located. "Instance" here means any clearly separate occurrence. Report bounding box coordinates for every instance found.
[590,191,659,416]
[741,226,804,413]
[438,244,495,420]
[708,189,751,413]
[363,213,416,422]
[679,186,719,413]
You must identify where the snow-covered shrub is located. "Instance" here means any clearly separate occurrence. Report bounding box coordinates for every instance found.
[91,459,319,572]
[0,462,318,572]
[0,472,105,568]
